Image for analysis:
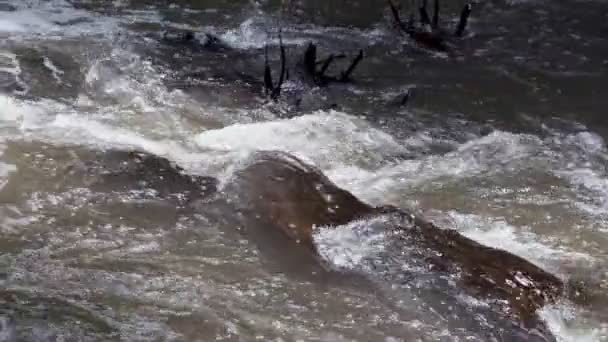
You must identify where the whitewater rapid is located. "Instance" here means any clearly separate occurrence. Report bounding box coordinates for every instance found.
[0,0,607,341]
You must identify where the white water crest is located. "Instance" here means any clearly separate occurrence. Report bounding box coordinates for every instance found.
[194,110,408,169]
[0,0,120,37]
[0,0,607,340]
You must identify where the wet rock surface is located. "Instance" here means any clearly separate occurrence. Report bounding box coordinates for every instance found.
[226,151,567,341]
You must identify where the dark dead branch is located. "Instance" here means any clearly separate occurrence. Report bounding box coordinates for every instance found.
[264,33,288,100]
[432,0,440,29]
[419,0,431,27]
[389,0,472,52]
[388,0,408,33]
[455,3,472,37]
[316,54,346,65]
[400,90,411,106]
[264,45,274,96]
[274,34,287,97]
[319,54,335,78]
[304,42,317,78]
[339,49,363,82]
[268,33,287,100]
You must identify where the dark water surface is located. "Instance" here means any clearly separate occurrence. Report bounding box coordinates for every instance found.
[0,0,607,341]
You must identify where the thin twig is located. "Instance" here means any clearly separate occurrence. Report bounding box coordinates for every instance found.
[319,54,335,78]
[340,50,363,82]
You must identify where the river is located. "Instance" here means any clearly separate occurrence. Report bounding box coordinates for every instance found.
[0,0,607,341]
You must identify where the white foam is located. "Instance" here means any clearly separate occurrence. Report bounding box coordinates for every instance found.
[219,18,269,49]
[539,303,607,342]
[558,168,608,216]
[43,56,64,84]
[328,130,544,204]
[314,217,388,270]
[0,94,47,127]
[565,131,606,155]
[445,211,593,273]
[0,0,119,37]
[217,18,309,49]
[0,9,55,33]
[0,53,18,75]
[0,51,28,95]
[194,111,408,170]
[546,130,608,222]
[0,161,16,191]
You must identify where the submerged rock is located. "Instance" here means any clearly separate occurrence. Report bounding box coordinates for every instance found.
[160,29,231,52]
[0,143,567,340]
[228,150,565,341]
[0,289,117,341]
[81,149,217,205]
[227,152,374,247]
[1,143,217,228]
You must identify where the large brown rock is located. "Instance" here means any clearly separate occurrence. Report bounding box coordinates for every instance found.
[228,151,566,340]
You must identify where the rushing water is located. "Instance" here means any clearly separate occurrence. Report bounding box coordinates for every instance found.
[1,0,607,341]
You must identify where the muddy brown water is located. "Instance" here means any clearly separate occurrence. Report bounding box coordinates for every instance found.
[0,0,607,341]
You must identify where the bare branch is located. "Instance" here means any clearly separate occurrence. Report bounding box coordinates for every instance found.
[388,0,407,32]
[264,45,273,96]
[455,3,472,37]
[277,34,287,88]
[432,0,439,29]
[340,50,363,82]
[419,0,431,26]
[400,89,411,106]
[319,54,335,78]
[316,54,346,65]
[304,42,317,78]
[271,33,287,99]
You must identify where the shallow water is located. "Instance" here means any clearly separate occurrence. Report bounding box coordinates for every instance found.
[0,0,607,341]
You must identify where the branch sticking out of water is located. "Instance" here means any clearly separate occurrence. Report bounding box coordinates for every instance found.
[316,54,346,65]
[401,89,411,106]
[264,45,274,97]
[264,33,288,100]
[455,3,472,37]
[272,33,287,99]
[319,54,335,79]
[388,0,409,33]
[302,43,363,85]
[432,0,440,29]
[340,50,363,82]
[419,0,431,27]
[304,42,317,78]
